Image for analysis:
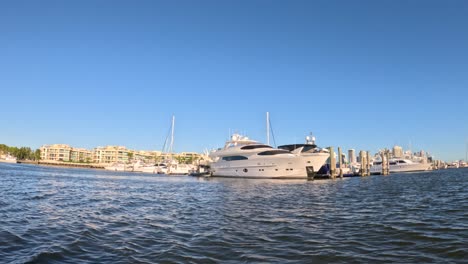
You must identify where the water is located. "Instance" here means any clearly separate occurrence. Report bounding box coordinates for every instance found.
[0,163,467,263]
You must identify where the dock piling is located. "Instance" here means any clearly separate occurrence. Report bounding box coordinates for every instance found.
[366,151,371,176]
[329,147,336,178]
[338,147,343,178]
[381,149,389,175]
[359,151,365,176]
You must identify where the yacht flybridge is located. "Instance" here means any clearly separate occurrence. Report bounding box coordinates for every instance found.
[209,134,329,179]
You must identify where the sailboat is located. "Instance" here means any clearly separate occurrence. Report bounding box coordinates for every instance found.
[163,115,193,175]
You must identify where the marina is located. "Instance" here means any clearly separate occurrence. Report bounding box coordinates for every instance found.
[4,113,465,179]
[1,1,467,263]
[6,136,468,180]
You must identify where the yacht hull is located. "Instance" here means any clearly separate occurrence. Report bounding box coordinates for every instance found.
[0,159,18,164]
[211,153,329,179]
[370,162,431,174]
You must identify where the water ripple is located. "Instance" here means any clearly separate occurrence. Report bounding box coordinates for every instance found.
[0,164,467,263]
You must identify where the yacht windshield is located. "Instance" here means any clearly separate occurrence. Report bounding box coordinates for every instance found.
[257,150,290,156]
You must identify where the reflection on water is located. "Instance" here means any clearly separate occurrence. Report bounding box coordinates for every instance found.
[0,163,467,263]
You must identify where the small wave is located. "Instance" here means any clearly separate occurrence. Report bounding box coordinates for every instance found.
[0,230,26,246]
[24,249,66,263]
[29,192,57,200]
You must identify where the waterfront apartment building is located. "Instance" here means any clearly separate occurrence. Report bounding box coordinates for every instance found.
[40,144,93,162]
[93,146,132,164]
[133,150,162,163]
[40,144,73,161]
[70,148,93,163]
[40,144,203,164]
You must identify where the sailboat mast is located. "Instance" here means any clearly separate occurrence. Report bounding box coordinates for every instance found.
[266,112,270,145]
[170,115,175,156]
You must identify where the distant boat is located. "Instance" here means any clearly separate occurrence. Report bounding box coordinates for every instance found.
[0,154,17,164]
[166,162,193,175]
[447,162,459,169]
[162,115,193,175]
[104,162,127,171]
[370,159,431,174]
[136,163,168,174]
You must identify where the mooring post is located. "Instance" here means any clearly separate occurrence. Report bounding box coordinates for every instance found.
[366,151,371,176]
[359,150,365,176]
[338,147,343,178]
[380,150,385,175]
[329,147,336,178]
[382,149,390,175]
[386,150,390,175]
[385,150,390,175]
[381,149,390,175]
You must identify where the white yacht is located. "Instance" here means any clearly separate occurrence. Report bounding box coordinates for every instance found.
[209,134,329,179]
[370,159,431,174]
[104,162,127,171]
[136,163,165,174]
[447,162,459,169]
[166,162,193,175]
[0,154,17,163]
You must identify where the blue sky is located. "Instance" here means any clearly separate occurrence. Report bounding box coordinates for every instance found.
[1,0,467,161]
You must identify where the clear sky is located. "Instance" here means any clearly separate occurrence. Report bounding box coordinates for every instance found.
[1,0,467,161]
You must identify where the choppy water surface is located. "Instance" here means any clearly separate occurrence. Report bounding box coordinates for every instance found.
[0,163,467,263]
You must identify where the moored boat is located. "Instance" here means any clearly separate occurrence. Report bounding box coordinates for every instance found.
[370,159,431,174]
[209,134,329,179]
[0,154,17,163]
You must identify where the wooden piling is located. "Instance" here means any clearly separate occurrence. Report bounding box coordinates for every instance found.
[366,151,371,176]
[329,147,336,178]
[381,151,385,175]
[381,149,389,175]
[338,147,343,178]
[386,150,390,175]
[359,150,365,176]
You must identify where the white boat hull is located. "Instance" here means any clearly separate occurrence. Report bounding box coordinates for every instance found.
[211,153,329,179]
[104,165,126,171]
[371,162,431,174]
[139,166,158,173]
[0,159,17,164]
[167,164,193,175]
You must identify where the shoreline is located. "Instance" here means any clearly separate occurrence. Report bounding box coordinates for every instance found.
[17,160,105,169]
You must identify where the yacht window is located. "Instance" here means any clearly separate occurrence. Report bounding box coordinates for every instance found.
[374,162,382,165]
[390,162,397,165]
[398,160,406,164]
[222,156,248,161]
[258,150,290,156]
[241,145,273,150]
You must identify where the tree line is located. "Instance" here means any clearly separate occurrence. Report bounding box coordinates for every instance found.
[0,144,40,160]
